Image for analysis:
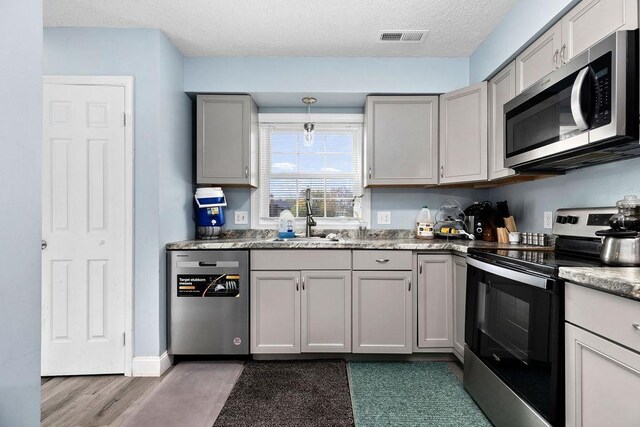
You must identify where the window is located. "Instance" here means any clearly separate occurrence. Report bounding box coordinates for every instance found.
[253,114,367,228]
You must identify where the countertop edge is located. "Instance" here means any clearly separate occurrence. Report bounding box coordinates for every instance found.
[559,267,640,302]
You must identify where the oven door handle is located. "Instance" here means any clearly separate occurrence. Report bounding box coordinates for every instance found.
[467,257,550,290]
[570,66,593,131]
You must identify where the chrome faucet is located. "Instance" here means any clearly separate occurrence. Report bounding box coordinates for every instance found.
[305,188,316,237]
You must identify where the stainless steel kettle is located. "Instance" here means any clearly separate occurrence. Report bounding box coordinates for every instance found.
[596,229,640,266]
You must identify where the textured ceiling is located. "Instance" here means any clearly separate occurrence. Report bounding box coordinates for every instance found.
[44,0,517,57]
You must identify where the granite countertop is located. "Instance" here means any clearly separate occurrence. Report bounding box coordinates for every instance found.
[559,267,640,302]
[165,236,552,254]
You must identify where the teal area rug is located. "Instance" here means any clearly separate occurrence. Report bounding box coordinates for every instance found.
[348,362,491,427]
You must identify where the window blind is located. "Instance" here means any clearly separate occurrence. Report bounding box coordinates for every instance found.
[259,122,363,220]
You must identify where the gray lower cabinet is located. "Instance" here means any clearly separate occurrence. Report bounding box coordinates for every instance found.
[196,94,258,186]
[251,269,351,354]
[301,270,351,353]
[250,271,300,354]
[417,255,453,349]
[565,282,640,426]
[352,270,412,354]
[565,323,640,426]
[364,95,439,186]
[452,256,467,361]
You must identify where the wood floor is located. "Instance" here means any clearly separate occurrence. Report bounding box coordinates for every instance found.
[41,372,168,427]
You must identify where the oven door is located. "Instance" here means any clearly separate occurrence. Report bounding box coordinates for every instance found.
[465,257,563,425]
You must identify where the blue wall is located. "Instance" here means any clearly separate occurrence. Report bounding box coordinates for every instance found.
[469,0,578,82]
[0,1,42,425]
[490,157,640,232]
[185,56,470,94]
[44,27,192,357]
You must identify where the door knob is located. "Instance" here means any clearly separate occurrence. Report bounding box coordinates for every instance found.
[41,240,47,250]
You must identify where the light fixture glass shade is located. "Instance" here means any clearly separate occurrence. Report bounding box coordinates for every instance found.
[303,122,315,146]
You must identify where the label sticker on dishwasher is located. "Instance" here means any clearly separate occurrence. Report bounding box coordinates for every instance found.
[177,274,240,297]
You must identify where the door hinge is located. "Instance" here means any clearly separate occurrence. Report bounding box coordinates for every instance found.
[123,332,126,346]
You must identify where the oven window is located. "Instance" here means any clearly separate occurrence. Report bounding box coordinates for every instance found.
[506,69,585,158]
[472,272,555,420]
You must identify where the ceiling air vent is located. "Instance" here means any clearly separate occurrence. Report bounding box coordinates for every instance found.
[379,30,428,43]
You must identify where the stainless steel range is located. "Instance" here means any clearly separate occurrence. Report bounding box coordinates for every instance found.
[464,207,616,427]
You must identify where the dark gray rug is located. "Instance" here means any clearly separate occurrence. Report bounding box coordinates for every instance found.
[213,360,354,427]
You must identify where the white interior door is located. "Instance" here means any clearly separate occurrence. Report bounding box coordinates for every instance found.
[42,83,127,375]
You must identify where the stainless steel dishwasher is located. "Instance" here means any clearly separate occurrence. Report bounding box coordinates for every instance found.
[167,250,249,355]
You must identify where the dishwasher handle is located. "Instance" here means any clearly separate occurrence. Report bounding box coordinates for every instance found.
[176,260,240,268]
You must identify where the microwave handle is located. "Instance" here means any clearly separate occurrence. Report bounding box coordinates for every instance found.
[570,66,593,131]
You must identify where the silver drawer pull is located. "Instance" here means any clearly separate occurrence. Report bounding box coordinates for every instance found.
[408,278,411,292]
[296,277,299,291]
[376,258,390,263]
[633,323,640,331]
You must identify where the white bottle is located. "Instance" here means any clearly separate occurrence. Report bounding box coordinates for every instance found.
[416,206,435,240]
[278,210,296,239]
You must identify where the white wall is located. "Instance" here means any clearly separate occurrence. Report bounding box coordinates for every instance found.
[0,1,42,425]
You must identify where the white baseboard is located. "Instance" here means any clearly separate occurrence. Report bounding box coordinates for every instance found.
[132,351,173,377]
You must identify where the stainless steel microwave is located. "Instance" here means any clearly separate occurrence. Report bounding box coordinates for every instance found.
[504,30,639,172]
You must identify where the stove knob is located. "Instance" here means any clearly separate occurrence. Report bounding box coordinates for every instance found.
[556,215,567,224]
[567,215,579,224]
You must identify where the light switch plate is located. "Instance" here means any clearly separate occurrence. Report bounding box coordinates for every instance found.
[234,211,248,225]
[543,211,553,229]
[377,211,391,225]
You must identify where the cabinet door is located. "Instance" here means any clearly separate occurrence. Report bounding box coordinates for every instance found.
[364,96,439,186]
[488,61,517,181]
[439,82,488,184]
[250,271,300,353]
[562,0,638,62]
[301,270,351,353]
[565,323,640,427]
[352,271,412,354]
[515,22,562,94]
[452,256,467,361]
[196,94,258,186]
[417,255,452,348]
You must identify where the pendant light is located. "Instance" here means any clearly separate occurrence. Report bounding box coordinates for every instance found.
[302,97,317,146]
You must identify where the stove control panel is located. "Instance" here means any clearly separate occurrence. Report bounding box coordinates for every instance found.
[552,207,616,237]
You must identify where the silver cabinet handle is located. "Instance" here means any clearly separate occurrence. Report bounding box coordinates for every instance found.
[368,167,372,180]
[302,277,305,291]
[553,49,560,68]
[440,166,444,178]
[560,44,567,64]
[245,166,249,178]
[408,278,411,292]
[419,261,422,275]
[633,323,640,331]
[296,277,299,291]
[376,258,390,263]
[41,240,47,250]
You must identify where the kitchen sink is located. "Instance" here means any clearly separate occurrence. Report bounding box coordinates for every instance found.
[271,236,344,243]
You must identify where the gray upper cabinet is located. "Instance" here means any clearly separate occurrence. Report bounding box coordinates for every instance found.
[488,61,517,181]
[561,0,638,62]
[364,96,439,186]
[515,22,562,94]
[196,94,258,186]
[516,0,637,96]
[439,81,488,184]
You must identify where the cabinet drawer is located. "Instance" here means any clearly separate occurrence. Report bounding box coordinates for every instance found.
[352,250,412,270]
[565,283,640,353]
[251,250,351,270]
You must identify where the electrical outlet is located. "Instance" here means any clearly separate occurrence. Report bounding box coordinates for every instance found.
[543,211,553,229]
[377,211,391,225]
[234,211,248,225]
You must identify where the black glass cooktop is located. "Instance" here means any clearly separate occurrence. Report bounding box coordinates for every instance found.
[467,247,603,278]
